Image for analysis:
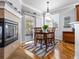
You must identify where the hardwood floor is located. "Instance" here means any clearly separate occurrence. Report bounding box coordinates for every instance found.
[8,41,74,59]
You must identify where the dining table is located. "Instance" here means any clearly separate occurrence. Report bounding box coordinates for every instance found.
[34,27,55,51]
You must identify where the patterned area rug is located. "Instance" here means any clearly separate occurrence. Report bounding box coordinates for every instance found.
[22,40,59,58]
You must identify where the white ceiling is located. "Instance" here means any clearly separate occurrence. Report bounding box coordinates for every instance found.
[22,0,79,14]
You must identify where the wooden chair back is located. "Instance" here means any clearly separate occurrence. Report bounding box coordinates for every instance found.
[34,27,43,40]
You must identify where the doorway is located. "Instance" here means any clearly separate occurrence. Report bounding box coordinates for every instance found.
[24,15,35,42]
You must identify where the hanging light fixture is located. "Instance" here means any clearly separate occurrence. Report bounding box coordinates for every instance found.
[45,1,52,20]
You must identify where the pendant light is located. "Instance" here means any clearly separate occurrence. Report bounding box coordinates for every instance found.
[45,1,52,20]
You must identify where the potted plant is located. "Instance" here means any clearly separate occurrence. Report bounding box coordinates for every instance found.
[43,25,48,32]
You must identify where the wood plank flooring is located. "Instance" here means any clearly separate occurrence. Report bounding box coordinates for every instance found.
[8,41,74,59]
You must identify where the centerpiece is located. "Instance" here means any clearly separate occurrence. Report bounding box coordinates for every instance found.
[43,25,48,32]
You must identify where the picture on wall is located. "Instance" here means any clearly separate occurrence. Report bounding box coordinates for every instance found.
[64,16,71,28]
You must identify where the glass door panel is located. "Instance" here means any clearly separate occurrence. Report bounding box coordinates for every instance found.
[25,15,35,42]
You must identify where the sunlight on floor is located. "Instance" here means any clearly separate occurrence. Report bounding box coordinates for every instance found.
[54,48,60,59]
[25,41,34,45]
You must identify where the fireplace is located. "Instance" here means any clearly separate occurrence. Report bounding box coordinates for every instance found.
[0,18,18,47]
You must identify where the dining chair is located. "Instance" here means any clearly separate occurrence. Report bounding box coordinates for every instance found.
[47,32,55,44]
[44,31,55,51]
[34,27,42,31]
[47,27,55,44]
[34,27,43,48]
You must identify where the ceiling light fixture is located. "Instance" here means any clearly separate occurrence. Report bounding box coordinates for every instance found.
[45,1,52,20]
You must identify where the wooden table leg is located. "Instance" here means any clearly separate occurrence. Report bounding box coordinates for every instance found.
[40,40,42,49]
[45,39,47,52]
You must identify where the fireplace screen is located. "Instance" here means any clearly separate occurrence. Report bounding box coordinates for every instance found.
[0,19,18,47]
[5,23,15,39]
[5,20,18,45]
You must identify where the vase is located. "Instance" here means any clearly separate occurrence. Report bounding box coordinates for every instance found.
[43,29,47,32]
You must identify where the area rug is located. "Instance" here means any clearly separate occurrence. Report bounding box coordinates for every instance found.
[22,40,59,58]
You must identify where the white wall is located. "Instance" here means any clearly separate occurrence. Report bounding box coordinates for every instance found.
[36,16,43,27]
[74,23,79,59]
[21,15,26,42]
[52,14,62,40]
[52,6,76,40]
[60,7,76,32]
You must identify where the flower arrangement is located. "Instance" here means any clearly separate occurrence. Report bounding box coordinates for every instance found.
[43,25,48,30]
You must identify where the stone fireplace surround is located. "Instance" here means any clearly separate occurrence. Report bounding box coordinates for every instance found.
[0,1,22,59]
[0,18,18,47]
